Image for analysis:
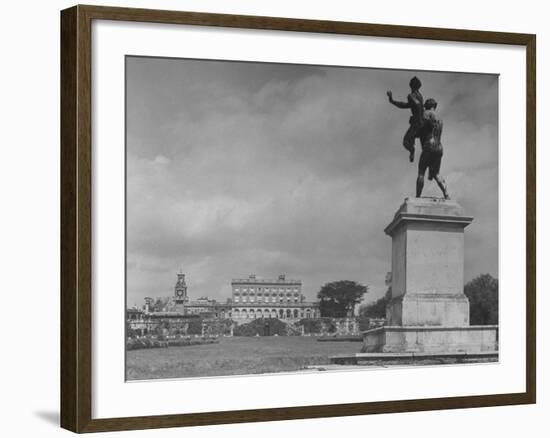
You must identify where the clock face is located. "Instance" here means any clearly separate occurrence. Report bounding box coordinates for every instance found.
[177,289,183,297]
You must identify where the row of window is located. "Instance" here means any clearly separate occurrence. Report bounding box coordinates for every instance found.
[232,308,315,319]
[235,292,299,297]
[234,287,299,294]
[234,297,299,303]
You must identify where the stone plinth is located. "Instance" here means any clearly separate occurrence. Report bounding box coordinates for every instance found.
[362,325,498,353]
[363,197,498,354]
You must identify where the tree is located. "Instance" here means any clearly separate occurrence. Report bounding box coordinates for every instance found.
[317,280,368,317]
[464,274,498,325]
[359,286,392,318]
[151,297,169,312]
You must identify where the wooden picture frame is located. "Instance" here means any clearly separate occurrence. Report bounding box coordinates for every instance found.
[60,4,536,433]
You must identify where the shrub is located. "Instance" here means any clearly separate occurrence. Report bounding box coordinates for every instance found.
[298,318,337,334]
[233,318,292,336]
[186,319,203,335]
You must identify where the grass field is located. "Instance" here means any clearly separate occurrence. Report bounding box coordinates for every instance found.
[126,336,361,380]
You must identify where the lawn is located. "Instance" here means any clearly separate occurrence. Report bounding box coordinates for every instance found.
[126,336,361,380]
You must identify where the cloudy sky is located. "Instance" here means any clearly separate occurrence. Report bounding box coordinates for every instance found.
[125,56,498,307]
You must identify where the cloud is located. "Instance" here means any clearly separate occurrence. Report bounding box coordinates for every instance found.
[153,155,170,165]
[126,57,498,306]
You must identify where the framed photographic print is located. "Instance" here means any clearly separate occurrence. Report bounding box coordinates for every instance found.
[60,4,536,433]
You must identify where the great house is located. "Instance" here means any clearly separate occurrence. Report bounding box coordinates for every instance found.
[230,274,320,322]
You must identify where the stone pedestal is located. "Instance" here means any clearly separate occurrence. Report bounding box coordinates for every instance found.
[363,197,498,353]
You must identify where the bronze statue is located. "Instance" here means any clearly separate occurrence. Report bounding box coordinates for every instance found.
[386,76,424,163]
[387,77,449,199]
[416,98,449,199]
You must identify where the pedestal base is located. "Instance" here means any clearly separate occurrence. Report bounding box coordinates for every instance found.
[362,325,498,353]
[387,293,470,326]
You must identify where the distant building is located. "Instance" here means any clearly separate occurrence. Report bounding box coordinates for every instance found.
[126,307,144,321]
[229,274,320,323]
[129,272,320,325]
[167,273,232,318]
[172,272,189,312]
[184,297,232,319]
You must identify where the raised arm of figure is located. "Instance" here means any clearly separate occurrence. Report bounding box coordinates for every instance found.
[387,90,410,109]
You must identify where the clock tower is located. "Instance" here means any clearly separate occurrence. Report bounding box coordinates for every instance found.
[174,272,189,304]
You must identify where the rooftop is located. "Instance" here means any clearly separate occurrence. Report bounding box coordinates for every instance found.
[231,274,302,285]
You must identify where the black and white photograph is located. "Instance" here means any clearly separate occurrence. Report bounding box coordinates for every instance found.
[125,57,499,381]
[1,0,544,435]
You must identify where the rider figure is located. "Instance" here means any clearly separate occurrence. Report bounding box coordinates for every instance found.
[386,76,424,163]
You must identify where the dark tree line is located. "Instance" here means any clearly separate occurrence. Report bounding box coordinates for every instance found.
[359,287,392,319]
[464,273,498,325]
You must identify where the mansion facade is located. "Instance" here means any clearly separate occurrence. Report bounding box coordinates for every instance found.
[230,274,320,322]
